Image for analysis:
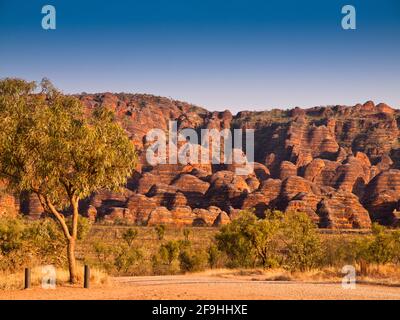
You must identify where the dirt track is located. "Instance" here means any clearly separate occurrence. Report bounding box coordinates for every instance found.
[1,274,400,300]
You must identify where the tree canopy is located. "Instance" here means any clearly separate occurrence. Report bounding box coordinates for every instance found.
[0,78,137,282]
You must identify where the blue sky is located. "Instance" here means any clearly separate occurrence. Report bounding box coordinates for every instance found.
[0,0,399,112]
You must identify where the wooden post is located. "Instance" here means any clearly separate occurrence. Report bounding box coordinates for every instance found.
[84,265,90,289]
[24,268,31,289]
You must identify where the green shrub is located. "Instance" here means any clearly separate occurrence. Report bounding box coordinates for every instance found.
[92,240,115,272]
[0,218,25,255]
[179,249,207,273]
[281,211,323,272]
[215,211,258,268]
[367,223,395,266]
[24,218,67,266]
[351,223,397,273]
[155,225,166,241]
[122,228,138,247]
[207,244,223,269]
[159,240,181,265]
[215,210,324,271]
[321,237,358,267]
[0,218,27,270]
[113,245,142,274]
[0,217,70,271]
[215,210,283,268]
[244,210,283,268]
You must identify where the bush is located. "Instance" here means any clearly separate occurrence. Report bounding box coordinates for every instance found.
[367,224,395,266]
[214,210,324,271]
[245,210,283,268]
[215,210,283,268]
[113,245,142,274]
[321,237,357,267]
[215,211,258,268]
[207,244,224,269]
[92,239,142,275]
[281,211,323,272]
[351,223,398,274]
[0,217,70,271]
[155,225,166,241]
[179,249,207,273]
[92,240,114,272]
[122,228,138,247]
[0,218,28,270]
[159,240,182,265]
[24,218,67,267]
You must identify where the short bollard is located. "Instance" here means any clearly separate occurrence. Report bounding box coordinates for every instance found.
[24,268,31,289]
[84,265,90,289]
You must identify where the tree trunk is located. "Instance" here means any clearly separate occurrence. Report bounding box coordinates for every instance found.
[68,196,80,284]
[36,192,80,285]
[67,237,77,284]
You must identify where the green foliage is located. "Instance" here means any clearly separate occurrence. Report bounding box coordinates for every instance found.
[215,211,256,268]
[391,230,400,264]
[0,78,137,206]
[281,211,323,272]
[178,248,207,273]
[155,225,166,241]
[207,244,223,269]
[159,240,182,265]
[0,78,137,281]
[24,218,67,266]
[215,210,323,271]
[244,210,283,268]
[215,210,283,268]
[0,218,25,255]
[66,216,92,240]
[113,245,142,273]
[0,218,27,270]
[0,217,68,271]
[92,240,142,275]
[122,228,138,247]
[367,224,395,265]
[352,223,397,270]
[321,237,357,267]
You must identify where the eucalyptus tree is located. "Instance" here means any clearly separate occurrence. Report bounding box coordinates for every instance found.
[0,78,137,283]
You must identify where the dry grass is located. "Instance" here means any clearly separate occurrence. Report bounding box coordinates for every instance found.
[191,265,400,287]
[0,264,109,290]
[357,265,400,286]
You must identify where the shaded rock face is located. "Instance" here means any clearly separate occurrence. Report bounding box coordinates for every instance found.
[171,174,210,207]
[362,170,400,225]
[12,94,400,228]
[318,191,371,229]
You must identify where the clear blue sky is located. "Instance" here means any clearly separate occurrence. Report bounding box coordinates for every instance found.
[0,0,399,112]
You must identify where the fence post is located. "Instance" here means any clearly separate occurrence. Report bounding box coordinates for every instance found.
[84,265,90,289]
[24,268,31,289]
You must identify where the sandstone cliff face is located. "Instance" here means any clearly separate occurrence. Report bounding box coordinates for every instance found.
[10,93,400,228]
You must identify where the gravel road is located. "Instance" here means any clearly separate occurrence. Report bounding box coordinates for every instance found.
[1,274,400,300]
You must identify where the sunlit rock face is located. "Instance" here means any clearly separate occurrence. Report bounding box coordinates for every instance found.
[14,94,400,228]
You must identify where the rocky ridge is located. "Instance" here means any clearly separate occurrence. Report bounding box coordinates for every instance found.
[6,94,400,229]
